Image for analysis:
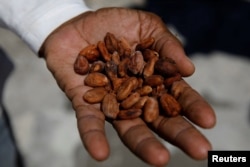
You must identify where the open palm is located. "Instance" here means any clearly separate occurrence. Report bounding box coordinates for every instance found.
[40,8,216,166]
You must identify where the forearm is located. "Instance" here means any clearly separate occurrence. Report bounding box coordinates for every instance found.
[0,0,91,53]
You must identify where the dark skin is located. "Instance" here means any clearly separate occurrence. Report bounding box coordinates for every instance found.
[39,8,216,166]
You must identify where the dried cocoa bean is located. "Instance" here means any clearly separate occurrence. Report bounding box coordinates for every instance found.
[102,93,120,119]
[105,61,118,79]
[164,73,182,88]
[118,57,129,77]
[84,72,109,87]
[136,85,152,96]
[143,97,159,123]
[89,61,105,73]
[136,37,155,51]
[83,87,108,104]
[128,51,145,75]
[155,57,179,77]
[111,77,127,92]
[170,80,186,99]
[78,44,100,62]
[104,32,118,53]
[120,92,140,109]
[144,75,164,87]
[142,49,159,61]
[160,93,181,117]
[152,84,167,97]
[111,51,121,65]
[74,55,89,75]
[116,77,138,101]
[132,96,148,109]
[118,109,142,120]
[97,41,111,62]
[143,56,159,78]
[117,37,132,58]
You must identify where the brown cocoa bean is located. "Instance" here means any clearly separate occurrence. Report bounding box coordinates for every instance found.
[83,87,108,104]
[164,73,182,88]
[152,84,167,97]
[111,51,121,65]
[120,92,140,109]
[136,85,152,96]
[128,51,145,75]
[160,93,181,117]
[104,32,118,53]
[170,80,186,99]
[102,93,120,119]
[89,61,105,73]
[105,61,118,79]
[118,108,142,120]
[97,41,111,62]
[132,96,148,109]
[142,49,159,61]
[143,56,159,78]
[74,55,89,75]
[84,72,109,87]
[118,57,129,77]
[117,37,132,58]
[143,97,159,123]
[155,57,179,77]
[111,77,127,92]
[116,77,138,101]
[78,44,100,62]
[136,37,155,51]
[144,75,164,87]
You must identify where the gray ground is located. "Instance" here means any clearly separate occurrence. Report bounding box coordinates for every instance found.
[1,0,250,167]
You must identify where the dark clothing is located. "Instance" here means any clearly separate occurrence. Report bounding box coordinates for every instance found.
[0,48,24,167]
[137,0,250,57]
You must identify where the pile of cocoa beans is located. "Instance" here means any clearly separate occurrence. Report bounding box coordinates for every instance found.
[74,32,182,123]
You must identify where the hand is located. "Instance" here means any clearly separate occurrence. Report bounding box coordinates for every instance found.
[39,8,216,166]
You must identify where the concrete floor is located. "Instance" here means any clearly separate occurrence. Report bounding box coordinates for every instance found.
[1,1,250,167]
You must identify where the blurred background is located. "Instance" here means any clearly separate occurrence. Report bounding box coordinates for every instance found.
[0,0,250,166]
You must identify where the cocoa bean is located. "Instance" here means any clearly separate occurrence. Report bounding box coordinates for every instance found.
[118,109,142,120]
[74,55,89,75]
[78,44,100,62]
[104,32,118,53]
[144,75,164,87]
[160,93,181,117]
[155,57,179,77]
[132,96,148,109]
[102,93,120,119]
[143,56,159,78]
[97,41,111,62]
[83,87,108,104]
[143,97,159,123]
[136,37,155,51]
[89,61,105,73]
[84,72,109,87]
[120,92,140,109]
[128,51,145,75]
[116,77,138,101]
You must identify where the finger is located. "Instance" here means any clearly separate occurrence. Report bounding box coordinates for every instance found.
[152,115,212,160]
[76,105,109,161]
[154,29,195,77]
[112,118,170,166]
[69,87,109,161]
[171,80,216,128]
